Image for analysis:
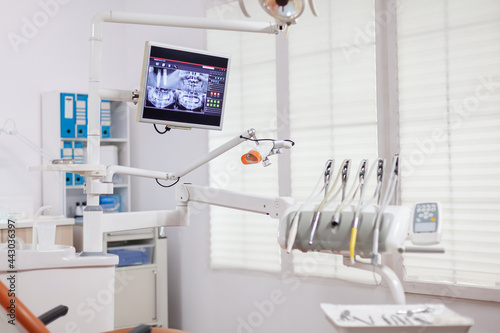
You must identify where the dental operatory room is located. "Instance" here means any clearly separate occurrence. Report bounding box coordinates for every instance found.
[1,0,500,332]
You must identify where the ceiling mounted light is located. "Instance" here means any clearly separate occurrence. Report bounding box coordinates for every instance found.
[258,0,305,24]
[238,0,317,25]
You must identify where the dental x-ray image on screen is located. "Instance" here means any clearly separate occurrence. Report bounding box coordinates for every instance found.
[137,41,230,130]
[146,68,209,112]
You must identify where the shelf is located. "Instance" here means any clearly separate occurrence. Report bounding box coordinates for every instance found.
[30,163,106,175]
[56,137,128,143]
[41,91,131,216]
[65,183,129,191]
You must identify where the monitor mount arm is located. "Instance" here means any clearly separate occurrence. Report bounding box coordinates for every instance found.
[102,128,257,184]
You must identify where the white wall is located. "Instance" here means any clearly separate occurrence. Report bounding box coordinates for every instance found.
[1,1,499,333]
[0,0,207,210]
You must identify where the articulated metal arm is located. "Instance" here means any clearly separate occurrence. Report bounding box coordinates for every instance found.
[177,183,296,219]
[102,128,256,184]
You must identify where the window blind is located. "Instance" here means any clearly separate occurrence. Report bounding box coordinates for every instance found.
[206,2,280,272]
[288,0,379,281]
[398,0,500,288]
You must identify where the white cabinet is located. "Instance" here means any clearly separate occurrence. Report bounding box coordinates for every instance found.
[106,229,169,329]
[42,91,168,329]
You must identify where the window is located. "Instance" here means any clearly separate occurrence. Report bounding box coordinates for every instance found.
[206,0,500,301]
[397,0,500,300]
[207,2,280,272]
[288,0,379,281]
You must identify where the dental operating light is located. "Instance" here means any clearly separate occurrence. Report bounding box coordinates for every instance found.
[239,0,317,24]
[259,0,305,23]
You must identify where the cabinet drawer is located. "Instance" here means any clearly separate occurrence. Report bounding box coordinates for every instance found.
[114,266,157,328]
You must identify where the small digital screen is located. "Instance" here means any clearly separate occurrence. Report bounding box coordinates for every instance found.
[138,42,230,130]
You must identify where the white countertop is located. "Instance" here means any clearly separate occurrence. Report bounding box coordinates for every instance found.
[0,216,75,229]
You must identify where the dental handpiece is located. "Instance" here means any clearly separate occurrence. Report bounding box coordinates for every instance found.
[309,211,322,245]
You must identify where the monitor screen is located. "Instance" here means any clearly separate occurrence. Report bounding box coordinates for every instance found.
[137,41,230,130]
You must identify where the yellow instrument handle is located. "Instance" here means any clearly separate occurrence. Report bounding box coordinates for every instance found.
[350,227,358,261]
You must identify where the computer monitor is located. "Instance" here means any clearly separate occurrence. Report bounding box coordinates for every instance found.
[137,41,230,130]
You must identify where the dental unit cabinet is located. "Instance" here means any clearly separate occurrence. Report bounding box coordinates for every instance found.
[40,91,169,329]
[0,245,118,332]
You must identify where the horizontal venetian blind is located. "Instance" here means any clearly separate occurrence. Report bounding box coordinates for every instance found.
[288,0,379,281]
[398,0,500,287]
[206,2,280,272]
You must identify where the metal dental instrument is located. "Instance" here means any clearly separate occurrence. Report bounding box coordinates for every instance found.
[357,161,367,200]
[371,155,399,265]
[309,211,322,245]
[397,306,433,316]
[340,310,353,321]
[324,159,334,197]
[339,310,373,326]
[381,314,392,325]
[309,160,349,245]
[413,317,433,325]
[331,160,367,226]
[348,159,383,262]
[322,160,351,211]
[390,314,406,325]
[352,315,374,326]
[341,161,350,201]
[286,160,333,252]
[359,159,384,212]
[376,159,384,204]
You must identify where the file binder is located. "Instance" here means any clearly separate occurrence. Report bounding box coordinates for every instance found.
[76,94,88,138]
[60,93,75,138]
[73,141,85,185]
[61,141,73,185]
[101,100,111,138]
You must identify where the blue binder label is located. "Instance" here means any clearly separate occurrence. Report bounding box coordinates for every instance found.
[76,94,88,138]
[73,141,84,185]
[60,93,75,138]
[101,100,111,138]
[61,141,73,185]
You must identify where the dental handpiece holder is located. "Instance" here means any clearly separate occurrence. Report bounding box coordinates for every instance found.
[278,204,411,305]
[278,205,410,257]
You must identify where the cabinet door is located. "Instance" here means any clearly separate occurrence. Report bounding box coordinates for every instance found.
[114,266,157,328]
